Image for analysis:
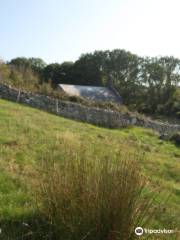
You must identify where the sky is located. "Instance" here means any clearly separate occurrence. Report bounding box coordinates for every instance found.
[0,0,180,64]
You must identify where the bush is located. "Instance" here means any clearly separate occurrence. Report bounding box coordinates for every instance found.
[169,132,180,146]
[36,148,155,240]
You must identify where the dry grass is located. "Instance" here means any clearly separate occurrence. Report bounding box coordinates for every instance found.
[35,146,155,240]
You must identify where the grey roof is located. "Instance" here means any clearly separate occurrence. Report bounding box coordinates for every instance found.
[58,84,121,103]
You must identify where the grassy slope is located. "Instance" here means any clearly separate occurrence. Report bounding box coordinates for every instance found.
[0,99,179,237]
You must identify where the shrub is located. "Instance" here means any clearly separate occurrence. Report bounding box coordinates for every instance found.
[169,132,180,146]
[36,148,155,240]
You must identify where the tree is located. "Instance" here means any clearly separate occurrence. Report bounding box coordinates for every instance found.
[141,56,180,114]
[58,61,74,84]
[9,57,31,74]
[158,56,180,100]
[42,63,61,87]
[9,57,46,73]
[73,51,106,86]
[101,49,142,105]
[28,58,47,72]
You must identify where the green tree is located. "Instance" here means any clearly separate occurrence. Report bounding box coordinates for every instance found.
[102,49,142,105]
[42,63,61,87]
[28,58,47,72]
[9,57,46,74]
[141,56,180,114]
[73,51,106,86]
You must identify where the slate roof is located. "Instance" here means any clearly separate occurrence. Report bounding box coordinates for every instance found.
[58,84,121,103]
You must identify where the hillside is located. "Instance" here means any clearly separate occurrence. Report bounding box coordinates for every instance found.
[0,99,179,239]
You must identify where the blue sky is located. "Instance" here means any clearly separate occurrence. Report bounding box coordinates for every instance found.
[1,0,180,63]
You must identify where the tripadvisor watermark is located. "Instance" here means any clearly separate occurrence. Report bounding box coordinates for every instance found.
[135,226,176,236]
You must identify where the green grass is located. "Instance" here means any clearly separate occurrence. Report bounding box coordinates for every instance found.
[0,99,180,239]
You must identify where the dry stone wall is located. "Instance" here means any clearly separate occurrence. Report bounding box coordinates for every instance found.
[0,83,180,135]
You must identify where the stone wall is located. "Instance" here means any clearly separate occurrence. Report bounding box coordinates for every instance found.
[0,83,180,135]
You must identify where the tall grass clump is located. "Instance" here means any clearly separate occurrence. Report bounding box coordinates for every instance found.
[36,147,155,240]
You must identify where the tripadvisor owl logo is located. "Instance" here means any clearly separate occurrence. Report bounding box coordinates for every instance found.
[135,227,144,236]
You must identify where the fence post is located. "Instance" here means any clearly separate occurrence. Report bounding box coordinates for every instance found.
[56,99,59,114]
[16,90,21,102]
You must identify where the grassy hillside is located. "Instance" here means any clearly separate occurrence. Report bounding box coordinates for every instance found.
[0,99,179,239]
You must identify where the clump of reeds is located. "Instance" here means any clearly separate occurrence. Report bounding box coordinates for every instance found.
[36,147,154,240]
